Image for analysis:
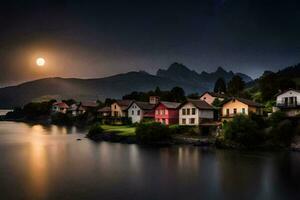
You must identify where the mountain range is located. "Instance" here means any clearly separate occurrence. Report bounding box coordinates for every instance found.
[0,62,253,108]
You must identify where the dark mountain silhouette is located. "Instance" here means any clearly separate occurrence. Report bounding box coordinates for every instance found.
[0,63,252,108]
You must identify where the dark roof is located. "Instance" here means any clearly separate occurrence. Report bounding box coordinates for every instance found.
[274,89,300,97]
[222,97,264,107]
[98,106,111,112]
[134,101,155,110]
[180,99,214,110]
[158,101,181,109]
[200,91,227,99]
[115,100,134,110]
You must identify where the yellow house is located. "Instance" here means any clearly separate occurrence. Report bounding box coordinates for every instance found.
[221,97,264,120]
[111,100,133,117]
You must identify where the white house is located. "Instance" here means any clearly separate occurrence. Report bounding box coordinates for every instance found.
[128,101,155,123]
[274,89,300,116]
[68,104,85,116]
[179,99,214,126]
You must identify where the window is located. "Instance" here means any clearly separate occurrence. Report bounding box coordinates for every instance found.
[226,109,229,116]
[137,110,140,116]
[160,110,163,115]
[187,108,190,115]
[242,108,245,114]
[190,118,195,124]
[182,109,186,115]
[115,105,117,109]
[233,108,237,114]
[192,108,196,115]
[132,110,134,115]
[182,119,186,125]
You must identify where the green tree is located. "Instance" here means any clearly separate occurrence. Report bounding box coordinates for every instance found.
[258,72,278,101]
[223,115,262,147]
[227,75,245,96]
[214,78,227,93]
[170,87,186,102]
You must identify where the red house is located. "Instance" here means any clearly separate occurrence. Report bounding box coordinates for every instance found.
[154,101,181,125]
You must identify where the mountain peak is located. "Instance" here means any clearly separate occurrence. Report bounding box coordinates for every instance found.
[167,62,191,72]
[216,66,227,73]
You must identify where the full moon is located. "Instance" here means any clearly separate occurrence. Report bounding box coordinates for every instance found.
[36,57,45,66]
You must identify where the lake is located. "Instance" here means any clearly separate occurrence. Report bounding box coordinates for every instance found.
[0,121,299,200]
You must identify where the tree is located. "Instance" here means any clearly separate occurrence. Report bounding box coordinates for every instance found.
[227,75,245,96]
[258,72,279,101]
[223,115,262,147]
[214,78,227,93]
[170,87,186,102]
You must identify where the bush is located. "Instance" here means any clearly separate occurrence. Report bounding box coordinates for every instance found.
[249,112,267,129]
[87,123,104,138]
[135,122,171,143]
[269,119,294,146]
[268,111,287,127]
[223,115,263,147]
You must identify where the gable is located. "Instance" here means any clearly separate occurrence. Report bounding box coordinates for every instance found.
[277,90,300,99]
[128,102,141,110]
[200,93,213,100]
[222,99,248,109]
[180,102,197,110]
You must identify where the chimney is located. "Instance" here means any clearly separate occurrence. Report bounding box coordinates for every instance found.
[149,96,160,105]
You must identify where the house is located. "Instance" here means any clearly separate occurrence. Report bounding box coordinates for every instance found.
[199,91,227,105]
[51,102,69,114]
[274,89,300,116]
[128,101,156,123]
[179,99,214,126]
[111,100,133,117]
[98,106,111,117]
[154,101,181,125]
[81,101,98,112]
[149,96,160,105]
[221,97,264,120]
[68,103,85,116]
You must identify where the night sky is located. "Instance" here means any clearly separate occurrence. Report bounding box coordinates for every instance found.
[1,0,300,85]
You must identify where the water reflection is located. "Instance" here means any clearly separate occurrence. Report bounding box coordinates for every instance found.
[0,122,299,200]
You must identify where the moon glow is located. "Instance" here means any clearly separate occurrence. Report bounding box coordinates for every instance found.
[36,57,46,66]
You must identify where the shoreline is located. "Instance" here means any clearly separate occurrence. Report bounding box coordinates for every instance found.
[2,119,300,151]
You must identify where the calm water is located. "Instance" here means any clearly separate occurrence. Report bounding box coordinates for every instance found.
[0,122,299,200]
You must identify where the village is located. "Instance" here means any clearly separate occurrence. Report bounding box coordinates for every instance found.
[46,87,300,148]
